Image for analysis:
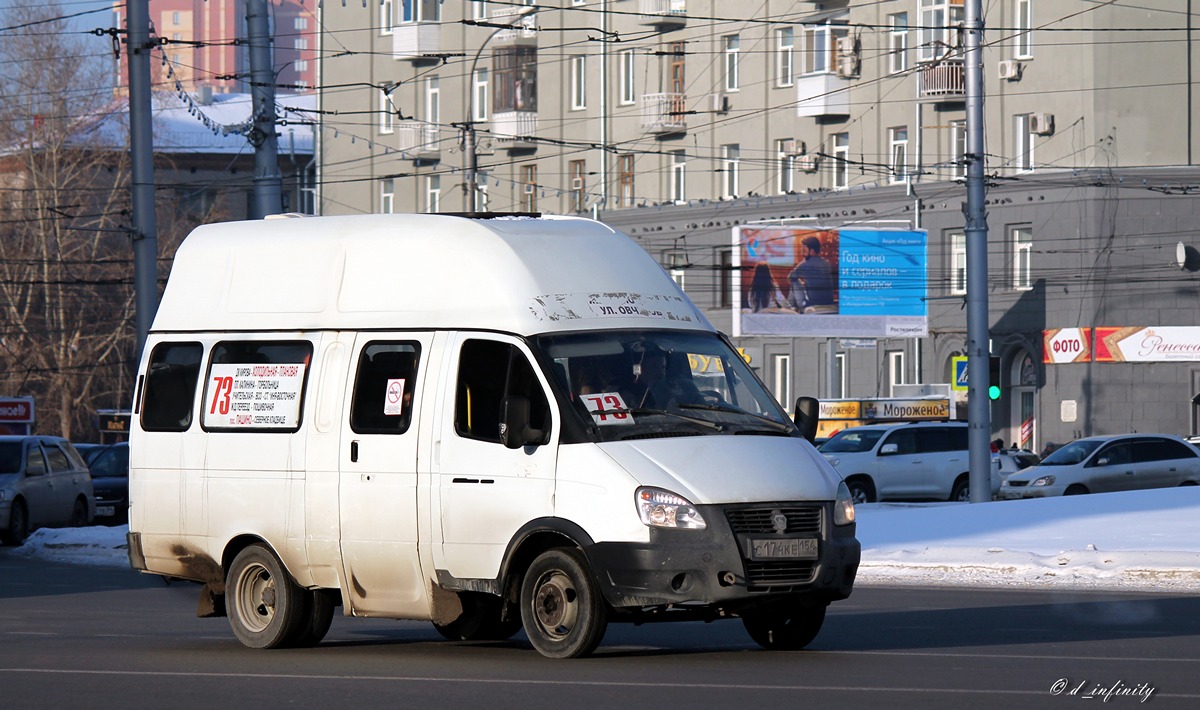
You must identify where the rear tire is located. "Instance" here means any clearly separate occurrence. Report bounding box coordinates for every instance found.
[950,477,970,502]
[2,500,29,546]
[289,589,337,647]
[520,548,607,659]
[69,498,89,527]
[846,478,875,504]
[742,603,827,650]
[226,544,307,649]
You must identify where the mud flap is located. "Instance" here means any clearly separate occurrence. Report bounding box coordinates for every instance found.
[428,583,464,626]
[197,582,227,618]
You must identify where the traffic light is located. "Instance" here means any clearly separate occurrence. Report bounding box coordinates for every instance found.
[988,356,1001,400]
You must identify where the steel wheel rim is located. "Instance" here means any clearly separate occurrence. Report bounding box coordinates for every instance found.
[532,570,578,640]
[235,562,277,633]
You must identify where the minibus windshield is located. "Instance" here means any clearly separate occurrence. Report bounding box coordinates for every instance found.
[535,330,797,442]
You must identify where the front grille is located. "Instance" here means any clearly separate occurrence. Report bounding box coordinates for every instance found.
[725,505,822,535]
[724,504,823,589]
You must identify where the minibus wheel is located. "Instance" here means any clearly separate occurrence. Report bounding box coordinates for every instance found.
[289,589,337,647]
[227,544,306,649]
[742,602,826,650]
[520,548,607,658]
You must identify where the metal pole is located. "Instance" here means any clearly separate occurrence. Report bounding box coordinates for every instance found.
[246,0,282,218]
[964,0,993,502]
[127,0,158,366]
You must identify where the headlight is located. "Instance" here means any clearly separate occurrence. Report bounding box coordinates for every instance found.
[636,487,706,530]
[1031,475,1056,487]
[834,481,855,526]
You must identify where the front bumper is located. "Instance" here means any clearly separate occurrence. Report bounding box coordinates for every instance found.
[585,501,859,610]
[1000,484,1063,499]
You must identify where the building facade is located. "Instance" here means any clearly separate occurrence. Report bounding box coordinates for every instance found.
[314,1,1200,451]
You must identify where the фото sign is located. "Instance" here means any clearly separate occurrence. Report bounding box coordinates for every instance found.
[734,226,927,338]
[1043,328,1091,364]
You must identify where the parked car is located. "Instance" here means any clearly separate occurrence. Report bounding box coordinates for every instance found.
[83,442,129,524]
[993,448,1041,485]
[0,435,95,545]
[1000,434,1200,498]
[819,422,998,503]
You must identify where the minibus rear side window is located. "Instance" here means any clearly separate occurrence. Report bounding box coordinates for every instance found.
[141,342,203,432]
[203,340,313,432]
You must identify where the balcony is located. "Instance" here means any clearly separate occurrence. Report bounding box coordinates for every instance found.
[392,23,441,62]
[640,92,687,135]
[492,111,538,150]
[491,5,538,44]
[639,0,686,30]
[918,58,965,100]
[795,73,850,118]
[396,121,440,161]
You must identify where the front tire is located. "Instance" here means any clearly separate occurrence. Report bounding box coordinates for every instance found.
[951,477,970,502]
[846,478,875,504]
[226,544,306,649]
[520,548,607,659]
[742,603,827,650]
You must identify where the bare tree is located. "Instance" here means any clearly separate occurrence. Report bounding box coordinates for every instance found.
[0,2,135,439]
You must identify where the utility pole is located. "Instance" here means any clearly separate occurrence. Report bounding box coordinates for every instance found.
[246,0,282,218]
[127,0,158,365]
[964,0,993,502]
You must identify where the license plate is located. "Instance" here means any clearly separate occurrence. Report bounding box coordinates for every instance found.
[748,537,818,560]
[96,506,115,517]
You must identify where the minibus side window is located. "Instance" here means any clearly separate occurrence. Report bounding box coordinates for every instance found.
[455,339,550,444]
[350,342,421,435]
[202,340,313,432]
[141,342,203,432]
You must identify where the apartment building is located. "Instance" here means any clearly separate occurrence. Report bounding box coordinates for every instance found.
[315,1,1200,451]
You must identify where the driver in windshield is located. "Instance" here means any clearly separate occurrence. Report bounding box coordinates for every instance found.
[626,343,703,409]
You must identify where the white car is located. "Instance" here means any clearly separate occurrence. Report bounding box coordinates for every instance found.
[1001,434,1200,498]
[820,422,999,503]
[0,435,95,545]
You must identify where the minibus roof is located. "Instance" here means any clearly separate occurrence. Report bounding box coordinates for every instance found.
[151,214,713,335]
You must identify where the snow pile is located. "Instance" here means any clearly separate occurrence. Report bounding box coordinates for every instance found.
[11,487,1200,592]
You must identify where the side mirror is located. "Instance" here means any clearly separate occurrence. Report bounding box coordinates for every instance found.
[879,443,899,455]
[500,395,545,449]
[792,395,820,444]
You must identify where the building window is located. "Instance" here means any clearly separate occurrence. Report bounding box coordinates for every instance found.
[773,354,791,407]
[425,77,440,126]
[1015,113,1033,171]
[950,120,967,178]
[664,250,687,290]
[401,0,440,23]
[950,233,967,295]
[801,23,847,74]
[380,178,394,214]
[171,11,181,25]
[889,126,908,183]
[834,352,847,399]
[618,48,636,105]
[1015,0,1033,59]
[670,150,686,203]
[425,176,440,213]
[379,90,394,134]
[887,350,906,396]
[1013,226,1033,290]
[618,154,635,208]
[520,164,537,212]
[775,28,794,87]
[721,144,739,199]
[832,132,850,189]
[380,0,393,34]
[569,159,586,212]
[889,13,908,74]
[776,139,795,195]
[717,249,733,308]
[295,17,308,30]
[493,46,538,112]
[472,0,487,20]
[473,69,489,122]
[919,0,964,62]
[723,35,740,91]
[569,55,587,110]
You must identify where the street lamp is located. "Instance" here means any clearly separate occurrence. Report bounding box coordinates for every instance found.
[463,6,540,213]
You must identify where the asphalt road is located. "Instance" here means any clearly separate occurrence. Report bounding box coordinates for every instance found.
[2,549,1198,709]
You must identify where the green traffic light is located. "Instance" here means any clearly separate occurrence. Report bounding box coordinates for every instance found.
[988,385,1001,400]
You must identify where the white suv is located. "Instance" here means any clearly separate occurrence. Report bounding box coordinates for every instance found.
[819,422,998,503]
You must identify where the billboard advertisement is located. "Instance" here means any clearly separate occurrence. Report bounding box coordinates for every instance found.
[733,226,927,338]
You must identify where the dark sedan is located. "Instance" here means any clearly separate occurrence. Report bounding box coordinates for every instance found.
[82,442,129,524]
